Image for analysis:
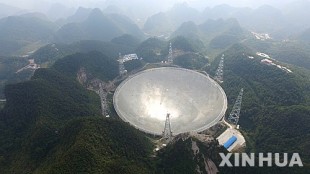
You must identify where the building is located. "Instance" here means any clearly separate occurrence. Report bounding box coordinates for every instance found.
[223,136,237,149]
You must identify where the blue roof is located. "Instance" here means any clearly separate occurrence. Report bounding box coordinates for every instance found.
[223,136,237,149]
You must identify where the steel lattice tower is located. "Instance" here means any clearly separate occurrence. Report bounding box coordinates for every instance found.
[118,53,127,75]
[119,61,126,75]
[168,42,173,63]
[227,88,244,125]
[163,113,172,140]
[214,54,225,83]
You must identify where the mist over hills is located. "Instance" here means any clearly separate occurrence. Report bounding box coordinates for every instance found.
[0,0,309,57]
[0,8,144,56]
[0,14,56,41]
[55,8,144,43]
[144,3,200,35]
[45,3,75,21]
[172,18,246,49]
[0,3,21,18]
[298,28,310,42]
[0,13,56,56]
[66,7,92,23]
[0,0,310,173]
[144,0,310,39]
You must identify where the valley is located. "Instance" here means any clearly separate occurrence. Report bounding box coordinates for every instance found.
[0,1,309,173]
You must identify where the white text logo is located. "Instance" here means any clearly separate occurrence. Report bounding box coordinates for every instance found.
[219,153,303,167]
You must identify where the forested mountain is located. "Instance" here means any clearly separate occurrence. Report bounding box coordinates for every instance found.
[144,3,200,35]
[208,44,310,165]
[173,52,208,70]
[55,8,145,43]
[0,56,31,98]
[0,13,56,41]
[2,2,310,57]
[104,0,174,24]
[53,51,119,81]
[172,18,246,50]
[243,37,310,70]
[144,1,310,39]
[0,1,310,173]
[157,135,308,174]
[0,14,56,56]
[268,42,310,70]
[170,36,203,52]
[111,34,141,48]
[135,37,168,63]
[237,5,286,32]
[1,44,309,173]
[32,35,140,65]
[203,4,286,33]
[201,1,310,38]
[0,64,154,173]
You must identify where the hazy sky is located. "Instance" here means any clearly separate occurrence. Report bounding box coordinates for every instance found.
[0,0,303,10]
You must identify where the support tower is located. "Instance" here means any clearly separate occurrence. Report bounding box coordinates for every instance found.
[227,88,244,125]
[214,54,225,83]
[163,113,172,141]
[168,42,173,63]
[118,53,127,75]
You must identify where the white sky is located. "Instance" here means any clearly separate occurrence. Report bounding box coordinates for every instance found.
[0,0,305,11]
[0,0,299,8]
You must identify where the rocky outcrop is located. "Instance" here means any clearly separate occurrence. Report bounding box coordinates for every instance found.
[191,138,219,174]
[77,67,88,85]
[77,67,116,116]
